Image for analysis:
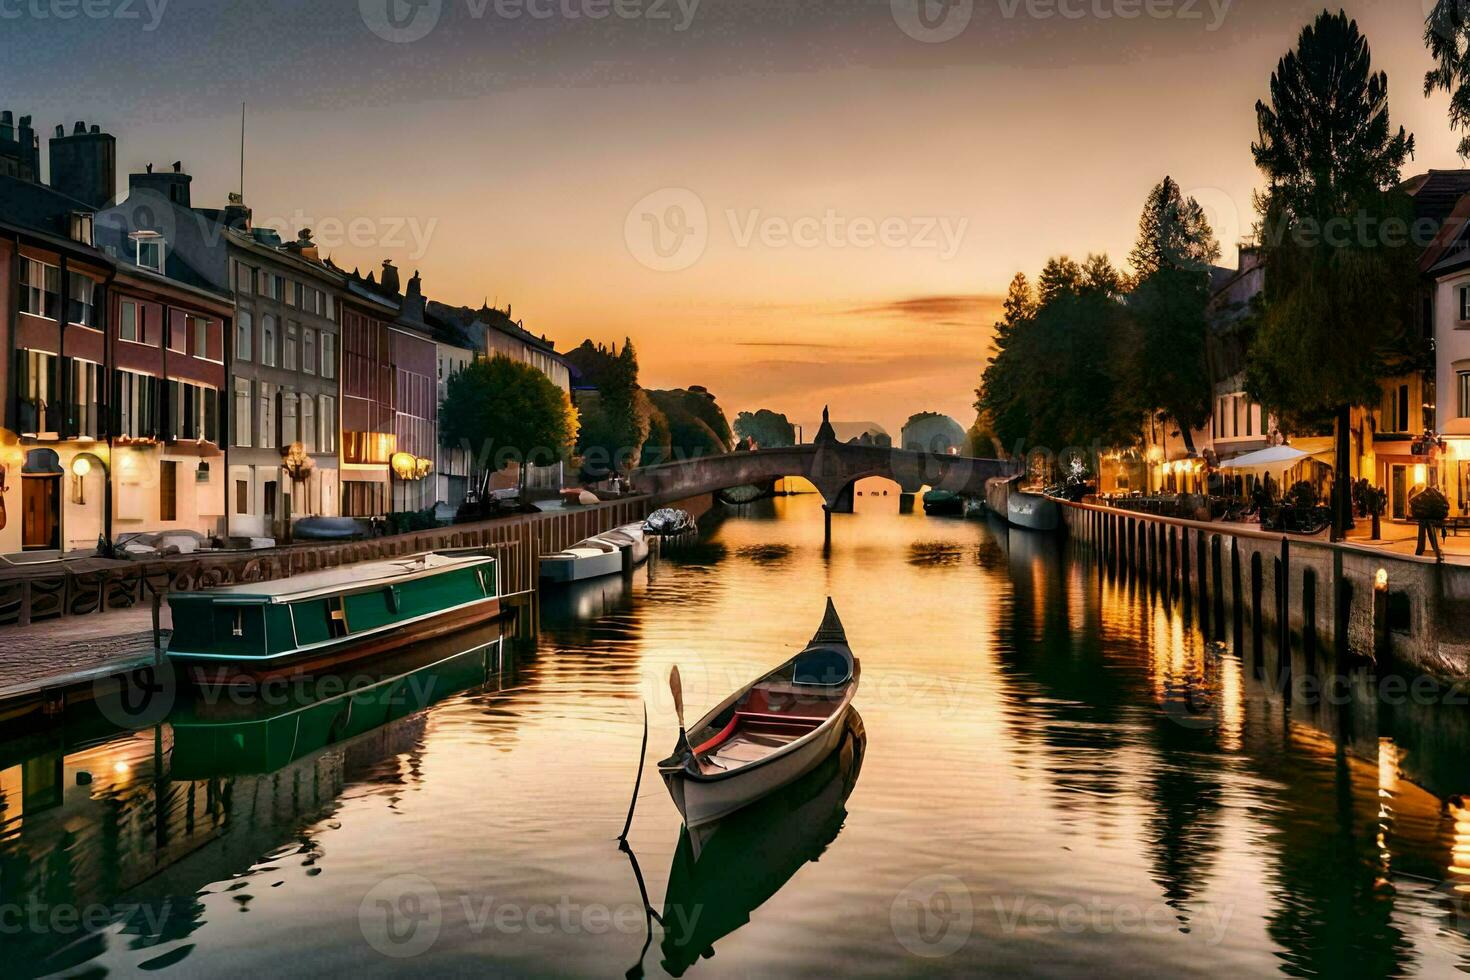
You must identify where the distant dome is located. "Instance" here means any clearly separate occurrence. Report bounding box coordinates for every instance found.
[901,413,965,454]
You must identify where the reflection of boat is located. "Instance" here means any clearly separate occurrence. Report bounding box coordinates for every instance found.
[169,624,505,778]
[167,550,502,685]
[922,490,964,515]
[1008,487,1061,531]
[659,712,865,977]
[659,600,860,829]
[539,523,648,583]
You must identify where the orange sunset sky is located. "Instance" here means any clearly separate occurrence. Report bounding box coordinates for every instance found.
[7,0,1467,433]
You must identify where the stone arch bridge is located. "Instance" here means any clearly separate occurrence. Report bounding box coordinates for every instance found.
[631,441,1015,513]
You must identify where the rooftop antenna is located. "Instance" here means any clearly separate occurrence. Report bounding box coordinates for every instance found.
[239,101,246,201]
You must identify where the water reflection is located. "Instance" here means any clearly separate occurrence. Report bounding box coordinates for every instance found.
[657,712,865,977]
[2,494,1470,976]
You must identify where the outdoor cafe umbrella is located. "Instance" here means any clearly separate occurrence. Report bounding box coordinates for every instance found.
[1217,446,1312,471]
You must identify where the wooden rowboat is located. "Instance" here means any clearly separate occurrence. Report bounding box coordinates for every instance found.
[659,599,860,829]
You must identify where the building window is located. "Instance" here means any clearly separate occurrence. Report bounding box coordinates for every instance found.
[233,377,252,448]
[134,234,164,272]
[168,314,188,353]
[67,358,101,439]
[1459,372,1470,419]
[301,394,317,452]
[284,321,298,371]
[258,381,277,450]
[282,388,299,445]
[235,479,249,515]
[115,370,160,440]
[69,212,93,246]
[295,284,324,316]
[319,394,337,453]
[236,310,252,361]
[236,263,254,294]
[321,331,337,379]
[119,301,139,343]
[261,315,277,367]
[1461,285,1470,322]
[18,350,58,436]
[67,274,96,327]
[303,328,317,375]
[266,274,285,301]
[191,315,209,358]
[20,258,60,319]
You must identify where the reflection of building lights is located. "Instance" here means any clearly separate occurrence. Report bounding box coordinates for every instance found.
[71,456,91,478]
[113,761,130,776]
[1376,568,1389,592]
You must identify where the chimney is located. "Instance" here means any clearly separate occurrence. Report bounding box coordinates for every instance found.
[380,259,400,295]
[224,191,252,231]
[0,111,40,183]
[127,160,192,208]
[49,119,117,208]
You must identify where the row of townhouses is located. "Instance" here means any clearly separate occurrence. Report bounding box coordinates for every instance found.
[0,113,569,558]
[1122,169,1470,523]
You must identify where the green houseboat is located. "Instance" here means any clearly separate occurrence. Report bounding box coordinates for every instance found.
[166,551,502,685]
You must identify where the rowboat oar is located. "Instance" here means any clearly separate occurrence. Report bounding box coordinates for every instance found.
[670,665,693,759]
[617,702,648,844]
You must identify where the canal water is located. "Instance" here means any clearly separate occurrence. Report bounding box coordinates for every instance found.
[4,492,1470,977]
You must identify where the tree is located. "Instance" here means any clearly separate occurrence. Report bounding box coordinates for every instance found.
[1246,9,1417,537]
[440,355,579,493]
[733,409,797,449]
[1128,176,1221,281]
[977,273,1037,455]
[646,388,732,461]
[1425,1,1470,157]
[1124,177,1221,455]
[977,255,1139,471]
[574,337,647,477]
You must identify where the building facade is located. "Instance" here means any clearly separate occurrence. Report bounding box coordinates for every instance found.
[339,278,398,519]
[225,229,344,540]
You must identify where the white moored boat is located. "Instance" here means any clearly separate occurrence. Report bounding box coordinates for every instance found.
[659,599,860,829]
[539,523,649,583]
[1008,487,1061,532]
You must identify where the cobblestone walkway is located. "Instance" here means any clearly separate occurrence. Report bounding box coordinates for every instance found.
[0,607,167,691]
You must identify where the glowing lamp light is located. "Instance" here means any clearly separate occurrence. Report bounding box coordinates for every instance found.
[113,761,131,776]
[391,452,418,480]
[71,457,92,478]
[1375,568,1389,593]
[1414,464,1428,486]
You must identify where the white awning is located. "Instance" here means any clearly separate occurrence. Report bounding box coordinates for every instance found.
[1218,446,1309,470]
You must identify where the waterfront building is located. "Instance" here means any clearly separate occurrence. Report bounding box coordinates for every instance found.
[1422,185,1470,518]
[222,227,345,539]
[0,122,232,555]
[425,306,476,511]
[338,270,399,520]
[97,166,348,543]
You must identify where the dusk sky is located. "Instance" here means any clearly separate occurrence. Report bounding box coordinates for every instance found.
[5,0,1465,431]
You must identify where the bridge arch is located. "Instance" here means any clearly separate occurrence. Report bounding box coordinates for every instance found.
[632,442,1013,514]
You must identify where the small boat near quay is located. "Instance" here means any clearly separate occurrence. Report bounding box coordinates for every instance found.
[922,489,965,516]
[659,599,860,830]
[539,523,649,584]
[166,550,502,686]
[1008,486,1061,532]
[645,508,698,536]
